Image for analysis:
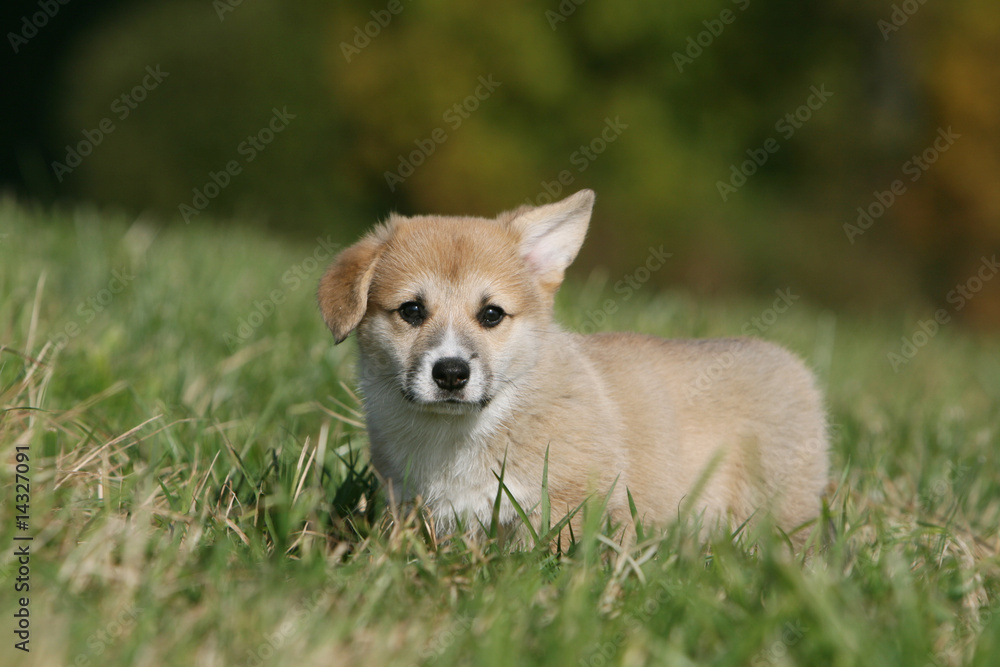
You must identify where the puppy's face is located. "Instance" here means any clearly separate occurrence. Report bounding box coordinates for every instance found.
[318,190,595,415]
[359,218,542,413]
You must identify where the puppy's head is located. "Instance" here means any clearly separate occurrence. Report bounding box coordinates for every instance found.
[318,190,594,414]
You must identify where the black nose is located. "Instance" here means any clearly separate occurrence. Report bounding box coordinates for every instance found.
[432,357,470,391]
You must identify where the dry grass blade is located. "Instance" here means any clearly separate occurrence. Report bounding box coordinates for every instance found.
[224,517,251,546]
[293,442,318,504]
[316,399,366,430]
[597,534,647,585]
[188,450,221,514]
[26,270,46,354]
[55,379,129,424]
[56,414,163,489]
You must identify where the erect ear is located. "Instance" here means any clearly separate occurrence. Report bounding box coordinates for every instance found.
[507,189,594,293]
[317,231,384,344]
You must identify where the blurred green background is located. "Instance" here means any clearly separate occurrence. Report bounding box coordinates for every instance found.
[3,0,999,324]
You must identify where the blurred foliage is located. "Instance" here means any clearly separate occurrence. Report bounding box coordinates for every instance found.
[43,0,1000,323]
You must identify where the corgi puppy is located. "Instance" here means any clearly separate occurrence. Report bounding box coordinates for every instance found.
[318,190,828,543]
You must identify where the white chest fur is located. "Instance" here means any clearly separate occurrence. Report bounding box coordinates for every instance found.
[364,389,536,533]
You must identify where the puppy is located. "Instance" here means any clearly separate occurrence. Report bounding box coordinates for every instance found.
[318,190,828,543]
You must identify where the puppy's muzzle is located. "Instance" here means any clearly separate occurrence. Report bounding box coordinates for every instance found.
[432,357,470,391]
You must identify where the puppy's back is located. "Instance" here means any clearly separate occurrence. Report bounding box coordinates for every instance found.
[577,333,828,534]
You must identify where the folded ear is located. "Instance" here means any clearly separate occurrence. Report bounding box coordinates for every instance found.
[507,189,594,293]
[317,232,384,344]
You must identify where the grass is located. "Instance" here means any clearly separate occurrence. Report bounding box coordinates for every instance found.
[1,198,999,666]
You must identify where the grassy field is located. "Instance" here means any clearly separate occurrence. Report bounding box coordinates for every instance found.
[1,199,998,666]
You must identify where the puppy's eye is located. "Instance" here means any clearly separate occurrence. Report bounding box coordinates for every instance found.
[477,305,505,328]
[398,301,427,326]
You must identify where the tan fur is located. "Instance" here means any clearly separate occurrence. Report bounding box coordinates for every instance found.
[317,190,829,545]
